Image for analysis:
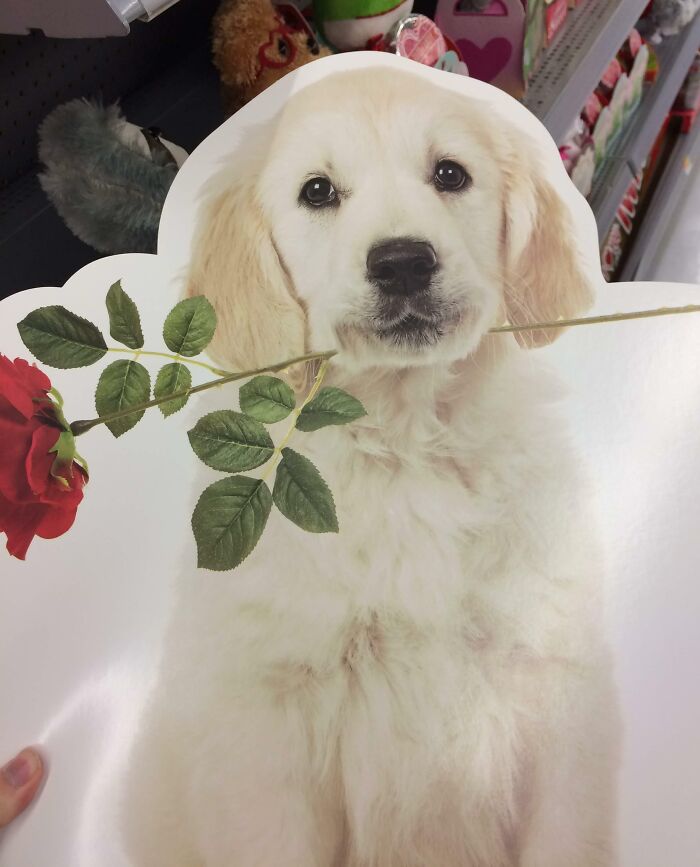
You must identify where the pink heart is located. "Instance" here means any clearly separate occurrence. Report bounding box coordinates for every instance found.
[456,37,512,83]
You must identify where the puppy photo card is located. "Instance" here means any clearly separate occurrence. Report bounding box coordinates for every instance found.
[1,51,699,867]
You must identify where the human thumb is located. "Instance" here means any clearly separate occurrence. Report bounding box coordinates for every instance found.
[0,748,44,828]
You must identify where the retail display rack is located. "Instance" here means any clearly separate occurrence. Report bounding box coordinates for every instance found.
[526,0,699,280]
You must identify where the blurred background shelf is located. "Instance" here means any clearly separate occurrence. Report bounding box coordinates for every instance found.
[589,153,635,243]
[627,15,700,172]
[619,117,700,280]
[589,11,700,238]
[524,0,648,144]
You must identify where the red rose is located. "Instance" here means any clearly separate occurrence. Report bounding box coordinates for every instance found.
[0,355,86,560]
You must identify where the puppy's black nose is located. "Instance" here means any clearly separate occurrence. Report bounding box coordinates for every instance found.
[367,239,438,296]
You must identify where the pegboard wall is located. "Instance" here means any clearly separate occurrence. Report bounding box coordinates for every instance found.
[523,0,620,114]
[0,0,219,190]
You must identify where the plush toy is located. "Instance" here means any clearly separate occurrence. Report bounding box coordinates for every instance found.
[38,100,187,255]
[212,0,332,115]
[639,0,700,42]
[313,0,413,51]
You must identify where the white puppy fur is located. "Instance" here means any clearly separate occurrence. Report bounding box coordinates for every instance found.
[123,69,620,866]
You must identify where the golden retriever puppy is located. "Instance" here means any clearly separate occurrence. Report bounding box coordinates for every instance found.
[123,67,619,867]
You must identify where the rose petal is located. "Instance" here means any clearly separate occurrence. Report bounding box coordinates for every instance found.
[40,464,86,507]
[14,357,52,393]
[0,355,51,420]
[0,491,47,560]
[35,499,81,541]
[0,413,40,503]
[0,368,35,420]
[25,425,61,497]
[0,356,81,558]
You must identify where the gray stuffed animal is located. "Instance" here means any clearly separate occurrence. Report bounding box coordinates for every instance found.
[38,100,188,254]
[640,0,700,43]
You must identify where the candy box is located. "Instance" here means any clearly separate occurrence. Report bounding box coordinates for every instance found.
[582,91,603,127]
[435,0,542,98]
[570,141,595,197]
[559,116,595,197]
[672,49,700,128]
[592,43,649,165]
[544,0,567,44]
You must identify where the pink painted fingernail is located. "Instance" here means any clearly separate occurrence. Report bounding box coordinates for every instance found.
[2,750,40,789]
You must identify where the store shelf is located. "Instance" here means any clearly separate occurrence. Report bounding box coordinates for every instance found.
[524,0,648,144]
[626,14,700,172]
[588,150,636,238]
[589,14,700,238]
[619,118,700,281]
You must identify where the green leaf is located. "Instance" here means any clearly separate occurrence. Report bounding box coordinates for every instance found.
[192,476,272,570]
[272,448,338,533]
[162,296,216,357]
[95,359,151,437]
[106,280,144,349]
[239,375,295,423]
[154,362,192,418]
[17,306,107,368]
[188,410,274,472]
[296,387,367,432]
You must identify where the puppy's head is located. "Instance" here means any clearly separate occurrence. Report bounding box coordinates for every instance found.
[188,69,598,376]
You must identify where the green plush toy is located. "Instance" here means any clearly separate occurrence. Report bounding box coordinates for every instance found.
[313,0,413,50]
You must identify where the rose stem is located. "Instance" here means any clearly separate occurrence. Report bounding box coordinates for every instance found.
[70,349,337,437]
[69,304,700,436]
[260,358,330,484]
[105,347,231,377]
[488,304,700,334]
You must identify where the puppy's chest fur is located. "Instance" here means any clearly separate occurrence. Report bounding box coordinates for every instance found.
[309,435,540,682]
[303,416,553,660]
[170,366,583,823]
[186,365,574,677]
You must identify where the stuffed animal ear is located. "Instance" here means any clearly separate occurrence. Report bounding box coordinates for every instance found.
[212,0,262,91]
[501,137,597,349]
[212,0,270,113]
[187,170,307,379]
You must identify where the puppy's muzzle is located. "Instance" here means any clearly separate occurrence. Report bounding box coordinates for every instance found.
[367,239,439,297]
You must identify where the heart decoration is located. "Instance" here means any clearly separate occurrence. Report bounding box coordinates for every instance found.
[455,37,512,83]
[394,16,448,67]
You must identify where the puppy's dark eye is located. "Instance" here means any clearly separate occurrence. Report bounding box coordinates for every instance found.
[434,160,470,192]
[301,177,337,207]
[277,38,288,56]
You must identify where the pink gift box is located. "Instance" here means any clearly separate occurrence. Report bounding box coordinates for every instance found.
[435,0,543,98]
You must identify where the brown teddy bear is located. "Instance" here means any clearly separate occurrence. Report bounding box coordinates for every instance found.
[212,0,332,115]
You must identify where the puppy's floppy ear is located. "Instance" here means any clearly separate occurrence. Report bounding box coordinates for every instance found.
[501,134,597,348]
[187,170,306,375]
